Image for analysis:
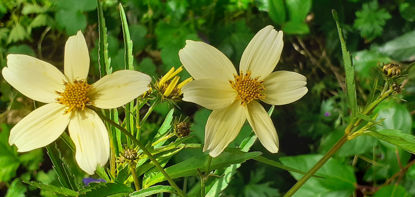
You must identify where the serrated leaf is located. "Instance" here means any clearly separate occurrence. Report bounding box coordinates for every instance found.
[156,108,174,137]
[46,143,77,190]
[143,150,261,188]
[129,185,176,196]
[333,10,358,118]
[25,181,78,196]
[366,129,415,154]
[353,0,391,41]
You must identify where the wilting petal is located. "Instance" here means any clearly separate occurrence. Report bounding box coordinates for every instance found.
[179,40,237,81]
[204,101,246,157]
[245,101,279,153]
[182,79,236,110]
[68,109,109,175]
[262,71,308,105]
[239,25,283,79]
[89,70,151,109]
[64,31,90,81]
[9,103,69,152]
[3,54,65,103]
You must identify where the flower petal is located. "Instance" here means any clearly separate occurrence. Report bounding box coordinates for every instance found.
[179,40,237,81]
[245,101,279,153]
[262,71,308,105]
[68,109,109,175]
[2,54,65,103]
[89,70,151,109]
[239,25,283,79]
[204,101,246,157]
[182,79,236,110]
[9,103,69,152]
[64,31,90,81]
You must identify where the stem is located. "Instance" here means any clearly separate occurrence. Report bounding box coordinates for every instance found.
[284,134,348,197]
[130,163,140,191]
[94,109,185,197]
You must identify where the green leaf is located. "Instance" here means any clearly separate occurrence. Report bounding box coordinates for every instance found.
[19,149,43,171]
[7,23,27,44]
[282,21,309,35]
[365,129,415,154]
[25,181,78,196]
[119,3,134,70]
[156,108,174,137]
[353,49,391,78]
[377,31,415,62]
[129,185,176,196]
[56,0,96,12]
[22,4,48,14]
[6,179,26,197]
[79,182,132,197]
[130,24,147,53]
[286,0,311,22]
[30,14,52,28]
[375,102,412,133]
[142,150,261,188]
[46,143,77,190]
[55,10,86,35]
[267,0,286,25]
[333,10,358,118]
[280,154,356,195]
[373,184,411,197]
[137,58,156,76]
[97,0,110,76]
[353,0,391,41]
[0,124,20,182]
[399,1,415,22]
[7,44,35,56]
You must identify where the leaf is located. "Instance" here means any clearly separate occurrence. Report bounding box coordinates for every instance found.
[375,102,412,133]
[267,0,286,25]
[353,49,391,78]
[46,143,77,190]
[7,23,27,44]
[353,0,391,41]
[7,44,35,56]
[130,24,147,53]
[373,184,411,197]
[25,181,78,196]
[399,1,415,22]
[282,21,309,35]
[137,58,156,77]
[280,154,356,196]
[97,0,110,76]
[6,179,26,197]
[157,108,174,137]
[19,149,43,171]
[285,0,311,22]
[30,14,52,28]
[377,31,415,62]
[333,10,358,118]
[365,129,415,154]
[55,10,87,35]
[142,150,261,188]
[129,185,176,196]
[79,182,132,197]
[22,4,48,14]
[0,124,20,182]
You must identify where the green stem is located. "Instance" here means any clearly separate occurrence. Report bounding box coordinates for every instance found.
[94,109,185,197]
[200,174,205,197]
[130,163,140,191]
[284,134,348,197]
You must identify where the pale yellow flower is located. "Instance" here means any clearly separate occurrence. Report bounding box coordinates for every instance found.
[179,25,308,157]
[2,31,151,174]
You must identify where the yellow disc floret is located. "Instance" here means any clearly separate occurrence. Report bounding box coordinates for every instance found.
[230,72,265,105]
[57,80,91,113]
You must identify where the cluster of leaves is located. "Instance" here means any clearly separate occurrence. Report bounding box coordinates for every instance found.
[0,0,415,196]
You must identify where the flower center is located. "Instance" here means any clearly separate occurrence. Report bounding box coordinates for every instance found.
[57,80,91,113]
[230,72,265,105]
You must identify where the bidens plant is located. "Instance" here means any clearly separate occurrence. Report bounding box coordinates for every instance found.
[179,25,308,157]
[2,31,151,174]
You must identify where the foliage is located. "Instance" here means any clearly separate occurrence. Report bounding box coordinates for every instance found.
[0,0,414,196]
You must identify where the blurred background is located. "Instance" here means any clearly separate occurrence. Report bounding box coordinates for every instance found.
[0,0,414,196]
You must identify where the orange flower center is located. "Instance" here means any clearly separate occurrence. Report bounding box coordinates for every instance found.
[57,80,91,113]
[230,72,265,105]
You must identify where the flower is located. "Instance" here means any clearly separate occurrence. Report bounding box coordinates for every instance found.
[179,25,308,157]
[2,31,151,174]
[156,66,193,100]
